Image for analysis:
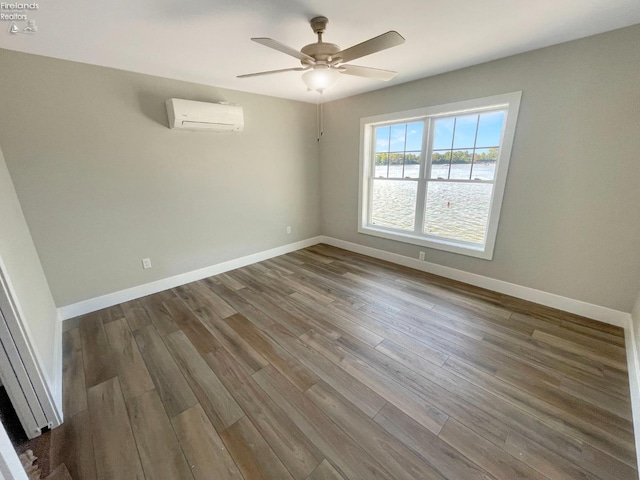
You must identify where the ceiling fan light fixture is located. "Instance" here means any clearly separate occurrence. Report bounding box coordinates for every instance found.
[302,66,340,93]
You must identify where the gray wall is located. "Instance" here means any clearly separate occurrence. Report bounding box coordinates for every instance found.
[0,146,58,389]
[0,49,320,307]
[320,25,640,312]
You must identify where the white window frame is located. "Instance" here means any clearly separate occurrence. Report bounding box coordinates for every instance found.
[358,92,522,260]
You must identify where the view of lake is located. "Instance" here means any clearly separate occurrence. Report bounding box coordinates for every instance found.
[371,163,495,243]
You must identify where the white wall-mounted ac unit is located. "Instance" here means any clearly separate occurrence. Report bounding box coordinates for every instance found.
[166,98,244,132]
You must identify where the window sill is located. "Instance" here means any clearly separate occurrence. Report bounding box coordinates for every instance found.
[358,225,494,260]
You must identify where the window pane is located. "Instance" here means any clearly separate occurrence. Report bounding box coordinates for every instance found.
[432,117,454,150]
[389,124,407,152]
[424,183,493,244]
[449,150,472,179]
[404,152,421,179]
[476,111,505,148]
[372,179,417,231]
[405,122,424,151]
[431,150,450,179]
[375,126,390,153]
[374,153,389,177]
[453,114,479,149]
[375,122,423,180]
[388,153,404,178]
[471,148,498,180]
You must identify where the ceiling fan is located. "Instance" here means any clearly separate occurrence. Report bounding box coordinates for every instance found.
[238,16,405,93]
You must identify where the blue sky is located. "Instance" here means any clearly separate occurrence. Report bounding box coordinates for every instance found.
[375,122,423,153]
[376,110,505,153]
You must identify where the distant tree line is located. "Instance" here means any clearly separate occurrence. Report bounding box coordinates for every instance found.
[432,148,499,164]
[375,148,498,166]
[375,153,420,165]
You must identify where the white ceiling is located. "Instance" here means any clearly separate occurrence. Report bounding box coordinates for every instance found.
[1,0,639,103]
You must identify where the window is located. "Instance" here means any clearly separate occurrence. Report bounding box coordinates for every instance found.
[359,92,521,259]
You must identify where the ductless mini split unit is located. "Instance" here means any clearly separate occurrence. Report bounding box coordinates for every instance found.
[165,98,244,132]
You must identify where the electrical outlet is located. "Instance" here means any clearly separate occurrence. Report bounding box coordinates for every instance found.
[419,251,425,261]
[142,258,152,269]
[286,226,292,234]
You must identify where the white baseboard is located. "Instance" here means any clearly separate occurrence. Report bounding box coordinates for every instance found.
[320,236,629,328]
[60,233,630,328]
[58,236,324,321]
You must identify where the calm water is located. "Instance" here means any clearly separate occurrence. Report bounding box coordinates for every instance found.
[371,163,495,243]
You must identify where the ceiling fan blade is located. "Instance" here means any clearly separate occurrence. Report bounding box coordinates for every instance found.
[237,67,309,78]
[340,64,398,81]
[333,31,405,64]
[252,38,315,63]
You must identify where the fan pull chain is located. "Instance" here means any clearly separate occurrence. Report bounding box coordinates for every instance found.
[317,92,324,142]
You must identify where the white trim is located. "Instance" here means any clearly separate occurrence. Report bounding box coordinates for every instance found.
[58,236,324,320]
[628,303,640,473]
[625,321,640,473]
[320,235,629,327]
[358,225,490,258]
[52,310,63,419]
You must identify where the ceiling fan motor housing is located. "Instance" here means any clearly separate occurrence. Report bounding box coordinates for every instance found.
[300,16,342,66]
[301,42,341,65]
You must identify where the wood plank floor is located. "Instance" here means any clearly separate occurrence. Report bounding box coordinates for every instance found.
[53,244,637,480]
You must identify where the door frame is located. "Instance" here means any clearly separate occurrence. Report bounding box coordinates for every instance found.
[0,255,62,439]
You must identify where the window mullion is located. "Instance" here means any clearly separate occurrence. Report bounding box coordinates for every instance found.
[469,114,480,180]
[414,118,431,235]
[401,124,408,178]
[386,127,391,178]
[367,127,376,226]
